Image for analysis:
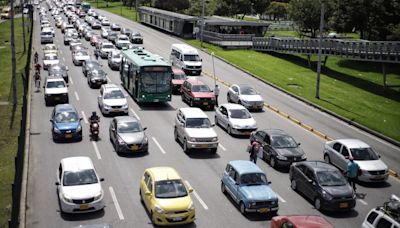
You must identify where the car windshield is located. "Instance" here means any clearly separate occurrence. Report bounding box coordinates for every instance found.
[173,73,186,80]
[49,66,64,73]
[271,135,298,148]
[229,109,251,119]
[45,55,58,60]
[184,54,201,62]
[76,51,88,56]
[192,85,210,92]
[92,69,105,76]
[118,36,128,40]
[185,118,211,128]
[240,173,267,186]
[240,86,257,95]
[41,31,52,36]
[63,169,98,186]
[155,180,188,198]
[103,44,113,49]
[350,148,379,160]
[112,54,121,59]
[54,111,78,123]
[132,32,141,36]
[317,170,347,186]
[47,81,65,88]
[104,90,124,99]
[117,121,142,133]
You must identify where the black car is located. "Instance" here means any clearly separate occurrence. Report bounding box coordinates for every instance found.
[82,60,101,77]
[87,67,107,88]
[289,161,356,211]
[48,64,69,83]
[120,28,132,36]
[129,32,143,44]
[250,129,306,168]
[110,23,121,31]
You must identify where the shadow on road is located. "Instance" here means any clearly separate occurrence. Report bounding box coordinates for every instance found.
[60,207,105,221]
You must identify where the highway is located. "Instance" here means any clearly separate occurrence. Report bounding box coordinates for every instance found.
[25,5,400,228]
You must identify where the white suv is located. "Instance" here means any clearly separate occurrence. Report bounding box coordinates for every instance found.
[44,78,69,106]
[98,84,128,115]
[174,107,218,154]
[56,156,105,213]
[362,195,399,228]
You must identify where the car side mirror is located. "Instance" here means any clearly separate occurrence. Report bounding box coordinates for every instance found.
[50,119,54,123]
[79,117,83,121]
[143,127,147,131]
[235,182,239,185]
[308,179,313,183]
[268,181,272,184]
[111,127,115,131]
[145,191,151,196]
[297,142,301,146]
[100,178,105,182]
[200,59,203,62]
[55,182,60,185]
[188,187,193,193]
[211,123,215,127]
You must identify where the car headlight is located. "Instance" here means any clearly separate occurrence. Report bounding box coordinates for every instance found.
[321,190,333,200]
[212,137,218,142]
[276,155,288,160]
[77,124,82,132]
[117,136,126,145]
[155,205,166,214]
[187,201,195,211]
[250,202,256,206]
[122,104,128,109]
[189,137,196,142]
[103,104,110,109]
[301,154,307,160]
[232,124,240,129]
[53,126,61,134]
[93,191,103,201]
[62,193,73,203]
[142,136,148,144]
[194,98,200,101]
[240,99,249,104]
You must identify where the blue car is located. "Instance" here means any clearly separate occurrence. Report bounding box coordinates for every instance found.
[221,160,279,215]
[50,104,83,141]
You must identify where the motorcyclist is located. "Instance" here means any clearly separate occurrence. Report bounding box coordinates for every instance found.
[89,111,100,125]
[34,51,39,64]
[34,63,42,74]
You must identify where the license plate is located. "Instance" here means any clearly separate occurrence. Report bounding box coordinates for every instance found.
[131,145,138,150]
[201,144,208,148]
[373,175,384,180]
[339,202,348,208]
[112,109,120,112]
[192,71,196,74]
[65,134,72,139]
[244,132,251,135]
[259,208,269,213]
[79,204,89,210]
[252,105,257,109]
[54,97,60,100]
[154,99,159,102]
[171,217,182,221]
[203,102,208,105]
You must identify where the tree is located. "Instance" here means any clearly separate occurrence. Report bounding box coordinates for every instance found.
[266,1,288,20]
[184,0,217,17]
[154,0,190,12]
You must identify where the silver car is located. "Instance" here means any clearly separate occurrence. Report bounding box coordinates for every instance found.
[215,103,257,136]
[40,30,53,44]
[98,84,128,115]
[323,139,389,182]
[108,50,122,70]
[109,116,148,154]
[227,84,264,111]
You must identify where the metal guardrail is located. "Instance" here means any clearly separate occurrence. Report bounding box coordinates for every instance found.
[253,37,400,63]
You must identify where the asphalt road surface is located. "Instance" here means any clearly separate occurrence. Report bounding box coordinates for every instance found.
[25,5,400,228]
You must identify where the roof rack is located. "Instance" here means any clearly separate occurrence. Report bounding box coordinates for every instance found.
[381,195,400,222]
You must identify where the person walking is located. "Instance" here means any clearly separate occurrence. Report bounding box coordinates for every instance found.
[345,156,359,192]
[94,49,99,60]
[214,84,220,107]
[34,71,41,92]
[249,141,260,164]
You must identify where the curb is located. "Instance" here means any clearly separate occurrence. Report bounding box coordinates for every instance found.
[200,50,400,180]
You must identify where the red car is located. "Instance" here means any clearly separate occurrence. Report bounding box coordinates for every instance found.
[172,68,186,94]
[181,78,215,110]
[90,35,102,46]
[271,215,333,228]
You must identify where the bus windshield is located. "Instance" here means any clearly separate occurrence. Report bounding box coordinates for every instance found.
[141,71,171,94]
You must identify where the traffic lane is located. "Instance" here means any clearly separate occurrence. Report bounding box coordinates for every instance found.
[97,8,400,174]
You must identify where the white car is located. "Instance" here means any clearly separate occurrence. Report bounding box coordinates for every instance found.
[115,34,130,49]
[101,27,110,38]
[72,50,90,66]
[56,156,105,213]
[362,195,400,228]
[43,53,59,70]
[227,84,264,111]
[98,84,128,115]
[44,78,69,105]
[174,107,219,154]
[99,42,114,58]
[101,18,110,26]
[215,103,257,136]
[323,139,389,182]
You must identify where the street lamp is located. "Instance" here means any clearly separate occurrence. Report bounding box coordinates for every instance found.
[200,0,205,48]
[315,0,325,99]
[211,52,216,87]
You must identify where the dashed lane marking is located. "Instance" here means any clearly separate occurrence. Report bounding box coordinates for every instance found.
[219,144,226,151]
[91,141,102,160]
[81,111,88,124]
[109,186,125,220]
[184,181,209,210]
[152,137,166,154]
[74,91,80,101]
[129,108,140,120]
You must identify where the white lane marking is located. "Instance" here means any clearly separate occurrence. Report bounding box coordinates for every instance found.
[60,49,63,55]
[184,181,208,210]
[390,175,400,183]
[358,199,368,205]
[81,111,88,124]
[74,91,80,101]
[62,57,66,62]
[276,193,286,203]
[109,186,125,220]
[106,76,111,82]
[219,144,226,151]
[69,77,74,85]
[57,44,60,49]
[91,141,102,160]
[129,108,140,120]
[152,137,166,154]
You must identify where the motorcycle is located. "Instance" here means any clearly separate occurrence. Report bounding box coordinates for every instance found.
[90,120,100,141]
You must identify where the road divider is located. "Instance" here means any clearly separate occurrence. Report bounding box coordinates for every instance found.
[74,91,80,101]
[276,193,286,203]
[69,77,74,85]
[91,141,102,159]
[109,186,125,220]
[81,111,88,124]
[152,137,166,154]
[218,144,226,151]
[358,199,368,206]
[129,108,140,120]
[184,181,209,210]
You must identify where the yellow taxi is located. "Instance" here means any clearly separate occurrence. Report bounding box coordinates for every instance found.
[139,167,196,226]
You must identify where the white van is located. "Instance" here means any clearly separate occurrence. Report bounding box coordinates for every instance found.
[170,44,202,76]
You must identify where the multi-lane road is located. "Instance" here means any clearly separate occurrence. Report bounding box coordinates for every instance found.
[25,4,400,228]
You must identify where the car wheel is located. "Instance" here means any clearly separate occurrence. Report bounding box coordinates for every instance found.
[214,116,219,126]
[139,189,144,203]
[227,93,231,102]
[221,182,226,194]
[270,156,277,168]
[174,128,179,142]
[181,94,185,102]
[238,100,242,105]
[190,99,194,107]
[324,154,331,164]
[290,179,297,191]
[227,125,232,135]
[239,202,246,214]
[183,139,189,154]
[115,142,120,153]
[314,198,322,210]
[211,148,217,154]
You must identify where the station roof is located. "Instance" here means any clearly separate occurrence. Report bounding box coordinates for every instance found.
[203,16,270,27]
[138,6,197,21]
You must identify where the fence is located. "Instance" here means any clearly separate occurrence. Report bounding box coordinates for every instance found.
[8,8,33,228]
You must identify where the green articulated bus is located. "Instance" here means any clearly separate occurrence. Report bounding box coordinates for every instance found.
[120,49,173,103]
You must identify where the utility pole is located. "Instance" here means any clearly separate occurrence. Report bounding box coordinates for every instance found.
[11,0,17,110]
[200,0,205,48]
[212,52,216,87]
[21,0,26,52]
[135,0,138,21]
[315,0,325,99]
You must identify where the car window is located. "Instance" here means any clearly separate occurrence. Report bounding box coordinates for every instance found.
[54,111,78,123]
[296,164,307,174]
[225,164,231,173]
[147,176,153,193]
[341,146,349,157]
[155,180,188,198]
[350,148,379,160]
[271,135,298,148]
[240,85,257,95]
[192,85,210,92]
[185,118,211,128]
[229,109,251,119]
[316,170,347,186]
[282,222,294,228]
[58,164,62,180]
[255,131,266,140]
[219,106,227,115]
[376,217,392,228]
[366,211,379,224]
[63,169,98,186]
[229,168,236,180]
[104,90,124,99]
[240,173,267,186]
[143,172,150,185]
[232,86,238,93]
[117,121,142,133]
[305,169,315,181]
[333,142,342,152]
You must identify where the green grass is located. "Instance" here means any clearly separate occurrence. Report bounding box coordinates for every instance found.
[88,0,139,22]
[265,30,299,37]
[0,18,31,227]
[185,40,400,141]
